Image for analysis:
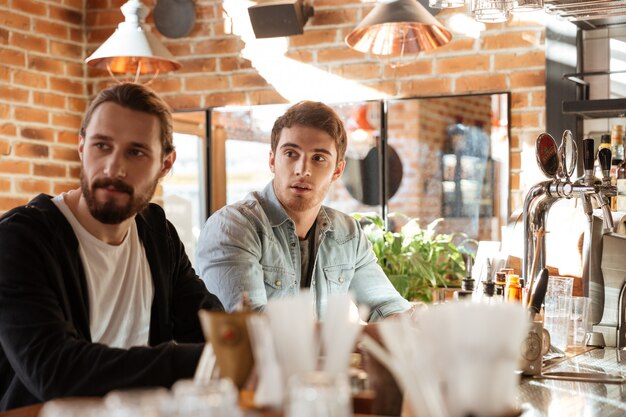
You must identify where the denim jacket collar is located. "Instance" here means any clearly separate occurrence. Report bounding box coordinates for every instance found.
[259,182,333,235]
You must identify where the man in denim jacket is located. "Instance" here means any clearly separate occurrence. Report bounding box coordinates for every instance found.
[196,101,409,321]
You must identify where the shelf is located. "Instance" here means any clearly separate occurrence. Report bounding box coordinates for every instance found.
[562,98,626,119]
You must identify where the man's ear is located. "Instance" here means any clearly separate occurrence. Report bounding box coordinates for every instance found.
[159,150,177,178]
[269,150,275,174]
[332,159,346,181]
[78,136,85,161]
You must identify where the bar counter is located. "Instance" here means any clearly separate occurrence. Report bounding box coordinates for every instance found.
[2,348,625,417]
[519,348,626,416]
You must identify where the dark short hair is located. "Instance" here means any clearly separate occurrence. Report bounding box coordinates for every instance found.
[80,83,174,157]
[271,101,347,164]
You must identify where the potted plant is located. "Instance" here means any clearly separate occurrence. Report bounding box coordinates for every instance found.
[353,213,472,303]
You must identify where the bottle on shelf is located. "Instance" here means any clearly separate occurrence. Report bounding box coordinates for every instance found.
[505,274,523,303]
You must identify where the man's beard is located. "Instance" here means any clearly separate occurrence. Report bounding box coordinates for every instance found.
[80,173,158,224]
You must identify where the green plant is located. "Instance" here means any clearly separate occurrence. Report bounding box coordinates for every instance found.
[353,212,471,303]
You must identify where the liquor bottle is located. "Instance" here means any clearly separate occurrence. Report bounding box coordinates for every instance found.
[505,274,522,303]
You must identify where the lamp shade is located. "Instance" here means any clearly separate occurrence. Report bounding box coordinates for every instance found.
[85,0,180,75]
[345,0,452,56]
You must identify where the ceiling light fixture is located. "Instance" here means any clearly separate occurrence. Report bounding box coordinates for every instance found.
[85,0,181,83]
[430,0,543,23]
[248,0,314,39]
[345,0,453,57]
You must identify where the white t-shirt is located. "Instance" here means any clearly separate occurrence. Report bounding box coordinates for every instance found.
[54,194,154,348]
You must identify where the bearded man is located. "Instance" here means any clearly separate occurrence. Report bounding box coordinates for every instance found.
[196,101,409,320]
[0,83,223,411]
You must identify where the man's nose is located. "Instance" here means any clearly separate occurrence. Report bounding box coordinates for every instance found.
[294,158,311,176]
[103,152,126,178]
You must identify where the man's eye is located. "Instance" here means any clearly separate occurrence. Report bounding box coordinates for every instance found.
[285,150,295,157]
[94,143,109,150]
[130,149,146,157]
[313,155,326,162]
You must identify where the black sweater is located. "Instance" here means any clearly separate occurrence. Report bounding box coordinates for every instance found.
[0,194,223,410]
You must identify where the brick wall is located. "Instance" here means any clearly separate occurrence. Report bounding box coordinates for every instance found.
[0,0,547,214]
[0,0,86,211]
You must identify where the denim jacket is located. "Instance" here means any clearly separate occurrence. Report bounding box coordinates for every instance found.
[196,182,410,321]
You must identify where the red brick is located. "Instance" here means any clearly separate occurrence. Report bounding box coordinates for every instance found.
[49,5,83,25]
[383,61,432,78]
[58,130,79,144]
[50,41,83,57]
[0,140,9,155]
[0,124,17,136]
[67,97,87,113]
[15,107,49,124]
[35,19,69,39]
[65,62,85,78]
[162,95,202,111]
[21,128,55,142]
[69,165,81,178]
[28,56,65,74]
[13,0,46,16]
[85,0,110,9]
[438,55,490,74]
[511,111,541,127]
[0,49,25,67]
[10,33,47,53]
[284,50,315,63]
[186,75,229,91]
[204,92,247,107]
[338,62,381,80]
[50,77,84,95]
[510,152,521,170]
[0,28,8,45]
[248,89,288,105]
[231,73,268,88]
[0,161,30,174]
[317,47,363,63]
[403,78,452,96]
[437,38,476,53]
[481,31,541,50]
[34,92,65,109]
[52,146,80,162]
[195,4,216,19]
[218,57,251,72]
[366,80,397,96]
[16,179,51,194]
[510,92,529,108]
[510,173,520,190]
[69,27,82,43]
[85,27,113,44]
[14,71,47,89]
[14,143,49,158]
[289,29,337,47]
[0,103,8,119]
[495,51,545,70]
[64,0,83,9]
[178,58,218,73]
[52,114,82,129]
[531,91,545,107]
[33,163,66,177]
[510,70,545,88]
[0,11,30,30]
[0,197,29,212]
[0,86,29,103]
[0,178,11,192]
[456,74,507,93]
[148,78,183,94]
[0,66,9,82]
[311,9,357,26]
[195,38,243,55]
[168,43,192,57]
[53,181,79,194]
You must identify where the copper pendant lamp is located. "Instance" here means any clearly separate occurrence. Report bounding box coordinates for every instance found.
[345,0,452,56]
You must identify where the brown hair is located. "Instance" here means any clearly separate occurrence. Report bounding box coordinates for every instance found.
[80,83,174,157]
[271,101,347,164]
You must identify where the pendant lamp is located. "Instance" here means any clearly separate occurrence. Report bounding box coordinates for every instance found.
[85,0,181,83]
[345,0,452,57]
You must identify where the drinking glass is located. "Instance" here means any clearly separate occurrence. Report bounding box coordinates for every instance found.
[172,378,241,417]
[568,296,591,347]
[545,295,572,350]
[286,371,353,417]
